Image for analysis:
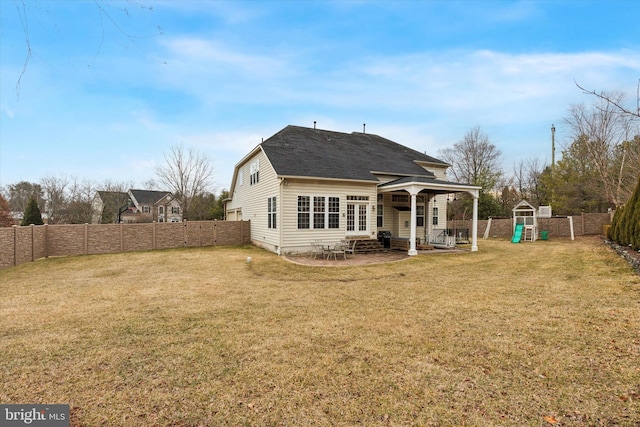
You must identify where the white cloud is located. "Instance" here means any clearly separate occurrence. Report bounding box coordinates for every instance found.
[1,105,15,119]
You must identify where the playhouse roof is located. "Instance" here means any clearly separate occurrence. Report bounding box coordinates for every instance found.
[512,200,537,212]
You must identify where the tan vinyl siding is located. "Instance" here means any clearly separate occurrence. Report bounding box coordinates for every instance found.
[431,166,448,180]
[280,179,377,254]
[226,150,281,251]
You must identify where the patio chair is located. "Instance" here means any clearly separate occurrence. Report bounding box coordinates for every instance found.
[310,241,324,259]
[330,242,347,260]
[342,239,357,258]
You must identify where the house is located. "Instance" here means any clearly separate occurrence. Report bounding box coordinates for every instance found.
[91,191,130,224]
[92,189,183,223]
[225,125,481,255]
[129,190,182,223]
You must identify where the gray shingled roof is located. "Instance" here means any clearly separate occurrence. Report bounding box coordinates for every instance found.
[260,125,447,181]
[129,189,172,205]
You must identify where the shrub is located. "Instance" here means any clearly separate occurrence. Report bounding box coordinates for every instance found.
[21,197,44,226]
[610,176,640,250]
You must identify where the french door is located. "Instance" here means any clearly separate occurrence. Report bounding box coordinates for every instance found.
[346,202,369,236]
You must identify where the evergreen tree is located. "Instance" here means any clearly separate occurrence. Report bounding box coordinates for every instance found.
[609,175,640,249]
[631,178,640,250]
[21,197,44,226]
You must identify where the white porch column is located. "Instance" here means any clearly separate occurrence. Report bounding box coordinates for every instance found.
[471,190,479,252]
[408,187,418,256]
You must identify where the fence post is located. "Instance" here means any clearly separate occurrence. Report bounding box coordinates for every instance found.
[84,223,89,255]
[13,225,17,267]
[44,224,49,258]
[31,224,35,262]
[153,221,156,250]
[183,220,187,247]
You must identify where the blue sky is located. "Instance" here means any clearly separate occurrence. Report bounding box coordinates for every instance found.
[1,0,639,193]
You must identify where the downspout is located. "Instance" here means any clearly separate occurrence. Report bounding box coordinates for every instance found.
[278,177,285,255]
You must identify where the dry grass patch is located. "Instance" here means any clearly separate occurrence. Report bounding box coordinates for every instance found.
[1,239,640,426]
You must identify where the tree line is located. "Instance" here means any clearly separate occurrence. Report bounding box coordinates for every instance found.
[439,87,639,222]
[2,85,639,228]
[0,145,228,227]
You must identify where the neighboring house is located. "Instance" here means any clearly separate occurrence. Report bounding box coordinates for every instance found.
[129,189,182,223]
[92,191,130,224]
[92,189,183,223]
[225,125,481,255]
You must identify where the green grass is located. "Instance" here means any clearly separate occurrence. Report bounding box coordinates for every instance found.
[1,238,639,426]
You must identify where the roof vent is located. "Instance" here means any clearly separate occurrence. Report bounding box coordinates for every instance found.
[314,121,317,130]
[363,123,366,134]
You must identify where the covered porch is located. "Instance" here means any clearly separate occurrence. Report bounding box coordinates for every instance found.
[377,176,481,256]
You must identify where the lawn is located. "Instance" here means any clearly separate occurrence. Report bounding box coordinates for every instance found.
[1,238,639,426]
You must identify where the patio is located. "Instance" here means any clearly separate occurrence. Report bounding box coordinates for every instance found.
[284,247,468,266]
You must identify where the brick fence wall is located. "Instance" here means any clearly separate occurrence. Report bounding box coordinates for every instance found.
[0,220,251,270]
[447,212,612,240]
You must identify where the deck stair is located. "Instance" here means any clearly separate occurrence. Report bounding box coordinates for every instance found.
[351,239,387,254]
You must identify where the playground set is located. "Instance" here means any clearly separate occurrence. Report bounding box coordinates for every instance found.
[511,200,553,243]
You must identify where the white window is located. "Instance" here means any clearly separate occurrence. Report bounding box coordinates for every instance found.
[297,196,310,229]
[417,205,425,227]
[298,196,339,229]
[432,207,439,226]
[328,197,339,229]
[171,206,180,215]
[313,196,325,229]
[268,196,276,229]
[250,160,260,185]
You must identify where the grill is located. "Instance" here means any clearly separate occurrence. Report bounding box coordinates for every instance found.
[378,231,392,248]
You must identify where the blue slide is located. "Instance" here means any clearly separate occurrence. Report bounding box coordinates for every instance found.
[511,223,524,243]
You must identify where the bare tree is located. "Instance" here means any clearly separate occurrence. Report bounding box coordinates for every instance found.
[62,177,96,224]
[564,95,635,206]
[40,174,69,225]
[6,181,44,214]
[524,157,548,206]
[512,160,527,200]
[439,126,503,219]
[576,80,640,119]
[155,145,214,220]
[142,179,159,190]
[439,126,502,191]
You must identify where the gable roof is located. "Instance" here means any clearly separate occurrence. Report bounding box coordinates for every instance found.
[259,125,447,182]
[129,189,173,205]
[513,199,537,211]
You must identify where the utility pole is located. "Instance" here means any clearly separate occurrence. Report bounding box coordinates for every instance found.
[551,124,556,170]
[551,124,556,207]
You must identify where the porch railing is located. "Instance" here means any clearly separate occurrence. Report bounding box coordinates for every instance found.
[427,229,456,248]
